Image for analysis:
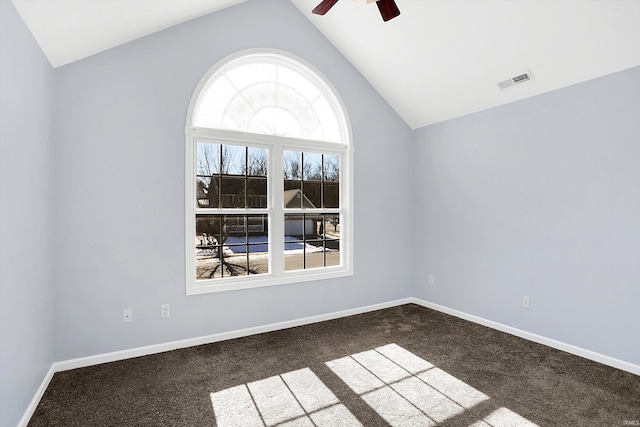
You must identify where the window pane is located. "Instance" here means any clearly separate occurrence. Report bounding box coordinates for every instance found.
[247,178,267,208]
[323,214,341,267]
[302,153,322,208]
[284,151,302,180]
[247,146,268,177]
[197,142,220,175]
[284,230,305,272]
[222,144,246,175]
[279,66,321,101]
[284,151,302,208]
[305,239,325,269]
[303,181,321,208]
[196,214,269,280]
[324,154,340,182]
[247,244,269,275]
[303,152,323,181]
[221,177,245,208]
[284,214,339,272]
[196,215,222,280]
[284,185,301,210]
[246,214,267,235]
[284,215,307,238]
[226,63,276,89]
[225,215,247,237]
[196,176,211,208]
[311,96,343,143]
[326,246,340,267]
[196,215,222,245]
[284,178,302,191]
[197,176,220,208]
[323,182,339,208]
[250,105,304,138]
[322,214,341,239]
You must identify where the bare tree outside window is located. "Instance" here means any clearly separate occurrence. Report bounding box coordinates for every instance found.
[196,214,268,279]
[197,143,268,209]
[284,151,302,180]
[246,147,268,177]
[324,155,339,182]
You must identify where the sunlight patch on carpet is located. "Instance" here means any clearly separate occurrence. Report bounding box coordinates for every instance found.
[325,343,486,425]
[418,368,490,409]
[210,383,264,426]
[210,344,538,427]
[210,367,362,427]
[469,407,539,426]
[326,343,537,427]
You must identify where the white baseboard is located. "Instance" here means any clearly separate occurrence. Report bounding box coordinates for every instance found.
[409,297,640,376]
[53,298,414,372]
[17,364,55,427]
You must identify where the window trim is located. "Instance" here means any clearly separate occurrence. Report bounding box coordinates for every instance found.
[185,50,353,295]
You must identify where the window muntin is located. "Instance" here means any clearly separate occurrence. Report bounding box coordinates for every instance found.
[187,50,351,294]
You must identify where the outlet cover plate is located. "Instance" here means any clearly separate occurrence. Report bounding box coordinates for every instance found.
[160,304,170,319]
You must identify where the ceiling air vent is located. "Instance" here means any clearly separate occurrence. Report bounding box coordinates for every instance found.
[497,71,534,90]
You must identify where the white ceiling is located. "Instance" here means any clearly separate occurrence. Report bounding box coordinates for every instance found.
[11,0,640,129]
[10,0,248,68]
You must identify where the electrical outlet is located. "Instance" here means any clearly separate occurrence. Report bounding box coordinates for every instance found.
[522,296,530,309]
[160,304,170,319]
[428,275,435,286]
[122,308,133,323]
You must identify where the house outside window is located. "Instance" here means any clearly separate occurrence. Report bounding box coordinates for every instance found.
[186,50,353,295]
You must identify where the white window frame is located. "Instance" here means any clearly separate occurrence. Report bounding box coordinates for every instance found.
[185,50,353,295]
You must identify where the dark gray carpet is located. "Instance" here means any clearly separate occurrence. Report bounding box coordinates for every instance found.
[28,304,639,426]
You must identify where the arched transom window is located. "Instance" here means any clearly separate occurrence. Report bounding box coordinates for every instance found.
[193,53,346,143]
[186,50,352,295]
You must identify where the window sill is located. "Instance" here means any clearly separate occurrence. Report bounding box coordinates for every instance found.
[186,266,353,295]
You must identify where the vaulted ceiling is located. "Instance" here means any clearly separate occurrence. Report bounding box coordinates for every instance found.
[11,0,640,128]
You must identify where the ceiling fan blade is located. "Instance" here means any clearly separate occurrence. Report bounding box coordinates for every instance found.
[312,0,339,15]
[376,0,400,21]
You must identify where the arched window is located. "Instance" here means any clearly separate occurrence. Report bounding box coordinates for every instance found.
[186,50,352,294]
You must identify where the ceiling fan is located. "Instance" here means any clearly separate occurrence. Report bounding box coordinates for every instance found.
[312,0,400,22]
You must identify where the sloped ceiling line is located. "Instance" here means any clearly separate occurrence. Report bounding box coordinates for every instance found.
[11,0,640,128]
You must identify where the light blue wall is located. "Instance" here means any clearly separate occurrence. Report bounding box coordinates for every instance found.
[413,66,640,365]
[52,0,414,360]
[0,0,56,426]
